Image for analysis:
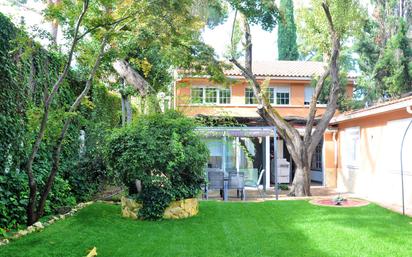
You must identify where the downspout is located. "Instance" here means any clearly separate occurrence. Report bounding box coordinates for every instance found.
[400,105,412,215]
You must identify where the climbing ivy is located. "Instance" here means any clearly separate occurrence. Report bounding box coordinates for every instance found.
[0,13,120,230]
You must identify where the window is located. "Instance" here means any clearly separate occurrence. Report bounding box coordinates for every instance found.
[304,86,314,105]
[191,88,203,104]
[205,88,217,103]
[219,88,231,104]
[191,87,231,104]
[344,127,360,168]
[311,142,323,170]
[276,88,290,105]
[266,87,290,105]
[245,88,258,104]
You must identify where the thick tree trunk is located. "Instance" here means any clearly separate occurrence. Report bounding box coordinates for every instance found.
[48,0,61,45]
[229,3,340,197]
[289,164,311,196]
[112,60,149,96]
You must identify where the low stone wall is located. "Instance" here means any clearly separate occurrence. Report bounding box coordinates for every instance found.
[120,197,198,220]
[121,197,142,219]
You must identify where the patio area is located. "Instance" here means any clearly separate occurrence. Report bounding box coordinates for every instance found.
[202,184,339,202]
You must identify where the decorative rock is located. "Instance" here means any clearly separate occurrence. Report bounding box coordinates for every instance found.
[163,198,198,219]
[33,221,44,229]
[0,239,9,246]
[26,226,35,233]
[120,196,141,219]
[120,197,198,220]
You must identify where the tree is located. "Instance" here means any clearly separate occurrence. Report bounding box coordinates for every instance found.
[23,0,230,224]
[25,0,90,225]
[229,0,359,196]
[277,0,299,60]
[354,0,412,102]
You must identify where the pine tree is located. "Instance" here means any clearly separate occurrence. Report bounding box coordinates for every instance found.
[277,0,299,60]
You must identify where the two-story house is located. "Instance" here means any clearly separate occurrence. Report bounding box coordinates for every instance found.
[173,60,355,187]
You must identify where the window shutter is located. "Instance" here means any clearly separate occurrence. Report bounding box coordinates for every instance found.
[304,86,314,105]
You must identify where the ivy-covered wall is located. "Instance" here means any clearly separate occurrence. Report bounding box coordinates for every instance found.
[0,13,121,229]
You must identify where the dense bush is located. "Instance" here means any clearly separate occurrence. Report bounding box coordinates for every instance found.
[106,111,209,219]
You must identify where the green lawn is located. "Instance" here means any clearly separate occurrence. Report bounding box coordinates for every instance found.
[1,201,412,257]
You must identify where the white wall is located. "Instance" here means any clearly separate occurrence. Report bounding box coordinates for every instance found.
[337,117,412,209]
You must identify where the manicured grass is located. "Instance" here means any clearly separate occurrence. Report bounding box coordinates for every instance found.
[1,201,412,257]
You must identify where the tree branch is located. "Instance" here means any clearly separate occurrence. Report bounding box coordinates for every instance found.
[303,68,330,146]
[25,0,89,225]
[36,35,108,218]
[308,1,341,154]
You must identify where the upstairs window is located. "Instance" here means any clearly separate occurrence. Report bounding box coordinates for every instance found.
[191,87,231,104]
[245,88,258,104]
[304,86,314,105]
[266,87,290,105]
[191,88,203,104]
[275,87,290,105]
[205,88,217,103]
[219,88,231,104]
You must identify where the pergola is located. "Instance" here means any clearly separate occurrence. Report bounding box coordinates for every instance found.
[195,126,280,199]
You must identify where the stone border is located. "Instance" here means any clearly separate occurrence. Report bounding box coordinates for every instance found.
[0,201,97,247]
[309,198,370,208]
[121,197,199,220]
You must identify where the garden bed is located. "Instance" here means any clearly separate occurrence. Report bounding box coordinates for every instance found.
[310,198,370,207]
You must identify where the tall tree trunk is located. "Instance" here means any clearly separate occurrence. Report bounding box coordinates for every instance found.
[229,2,340,197]
[121,93,127,126]
[35,35,106,220]
[25,1,89,225]
[48,0,61,45]
[121,93,132,125]
[125,95,132,124]
[242,15,252,71]
[291,164,311,196]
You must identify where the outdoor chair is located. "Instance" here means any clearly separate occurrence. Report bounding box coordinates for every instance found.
[243,169,265,199]
[228,172,245,200]
[205,171,224,200]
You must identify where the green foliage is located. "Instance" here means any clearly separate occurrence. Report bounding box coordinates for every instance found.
[138,176,173,220]
[297,0,362,58]
[105,111,209,219]
[277,0,298,60]
[0,14,120,229]
[353,2,412,103]
[228,0,280,30]
[373,20,412,97]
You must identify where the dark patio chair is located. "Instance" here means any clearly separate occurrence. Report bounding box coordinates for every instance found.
[228,172,245,200]
[205,171,224,200]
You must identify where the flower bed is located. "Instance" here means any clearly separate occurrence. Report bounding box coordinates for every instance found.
[121,197,198,220]
[310,198,369,207]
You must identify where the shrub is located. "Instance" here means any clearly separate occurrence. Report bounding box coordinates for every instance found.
[138,175,173,220]
[106,111,209,219]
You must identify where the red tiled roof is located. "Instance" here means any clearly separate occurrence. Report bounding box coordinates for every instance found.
[224,60,327,78]
[178,60,357,79]
[331,95,412,124]
[344,95,412,115]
